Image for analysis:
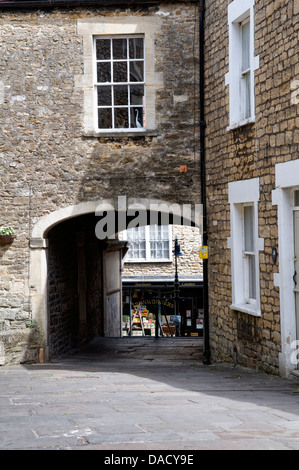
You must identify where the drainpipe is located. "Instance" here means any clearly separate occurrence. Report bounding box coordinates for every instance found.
[199,0,210,364]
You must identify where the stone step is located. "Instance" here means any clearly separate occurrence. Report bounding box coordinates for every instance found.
[71,337,204,363]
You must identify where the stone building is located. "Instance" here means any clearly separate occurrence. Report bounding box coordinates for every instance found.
[0,0,202,363]
[205,0,299,377]
[1,0,298,380]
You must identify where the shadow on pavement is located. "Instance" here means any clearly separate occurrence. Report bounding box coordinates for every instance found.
[22,336,299,415]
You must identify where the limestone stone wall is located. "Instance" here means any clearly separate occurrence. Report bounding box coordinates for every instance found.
[0,2,201,363]
[205,0,299,374]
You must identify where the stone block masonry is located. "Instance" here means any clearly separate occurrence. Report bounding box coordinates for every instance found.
[0,3,201,363]
[205,0,299,375]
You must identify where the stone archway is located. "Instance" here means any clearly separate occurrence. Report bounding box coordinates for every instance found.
[30,198,202,362]
[30,201,121,362]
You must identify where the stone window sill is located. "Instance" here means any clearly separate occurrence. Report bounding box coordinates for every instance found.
[125,259,172,264]
[83,130,158,138]
[226,116,255,132]
[230,302,261,317]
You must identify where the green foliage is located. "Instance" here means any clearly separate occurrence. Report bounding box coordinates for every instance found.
[0,227,14,235]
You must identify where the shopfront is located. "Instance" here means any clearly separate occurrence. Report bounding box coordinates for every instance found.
[122,278,203,338]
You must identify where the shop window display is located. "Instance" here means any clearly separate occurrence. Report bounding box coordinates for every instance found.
[122,284,203,337]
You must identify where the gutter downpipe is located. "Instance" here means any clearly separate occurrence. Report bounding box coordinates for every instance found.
[199,0,210,364]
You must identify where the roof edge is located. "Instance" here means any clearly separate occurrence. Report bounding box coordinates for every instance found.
[0,0,197,9]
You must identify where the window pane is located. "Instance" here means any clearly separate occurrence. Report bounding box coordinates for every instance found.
[244,72,251,119]
[97,86,112,106]
[113,38,127,60]
[242,20,250,71]
[137,242,146,258]
[114,85,128,106]
[114,107,129,129]
[244,205,254,252]
[127,227,146,259]
[98,108,112,129]
[162,226,169,236]
[157,241,163,258]
[149,226,158,241]
[130,85,144,106]
[295,190,299,206]
[130,61,144,82]
[97,62,111,83]
[163,241,169,258]
[129,38,144,59]
[149,225,170,259]
[96,39,111,60]
[128,228,135,241]
[130,107,144,128]
[128,242,146,259]
[113,62,127,82]
[150,240,169,259]
[150,241,157,259]
[248,254,256,299]
[127,226,144,242]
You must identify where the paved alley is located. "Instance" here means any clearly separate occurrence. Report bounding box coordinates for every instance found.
[0,337,299,451]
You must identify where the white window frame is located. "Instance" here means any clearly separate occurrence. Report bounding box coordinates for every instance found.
[243,204,257,304]
[226,0,259,130]
[77,16,163,136]
[124,225,172,263]
[228,178,264,316]
[94,35,146,132]
[272,160,299,377]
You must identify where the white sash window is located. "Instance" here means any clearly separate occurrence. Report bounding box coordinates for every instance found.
[95,36,145,131]
[228,178,264,316]
[125,225,172,262]
[226,0,259,129]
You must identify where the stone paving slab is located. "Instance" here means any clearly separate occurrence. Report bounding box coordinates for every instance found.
[0,337,299,451]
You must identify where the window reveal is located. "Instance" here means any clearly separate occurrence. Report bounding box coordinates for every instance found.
[95,37,145,130]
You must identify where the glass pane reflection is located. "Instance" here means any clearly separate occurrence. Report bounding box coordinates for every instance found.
[98,108,112,129]
[113,38,127,59]
[130,61,143,82]
[114,107,129,128]
[97,62,111,83]
[96,39,111,60]
[113,62,127,82]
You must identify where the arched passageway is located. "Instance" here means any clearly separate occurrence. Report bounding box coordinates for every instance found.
[47,214,104,359]
[30,200,203,362]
